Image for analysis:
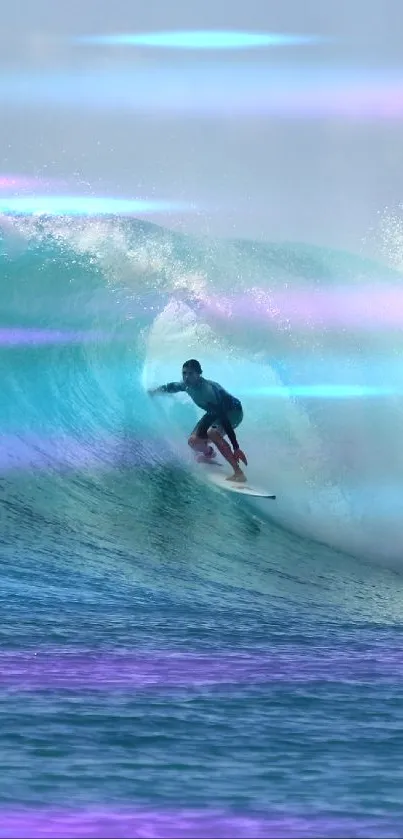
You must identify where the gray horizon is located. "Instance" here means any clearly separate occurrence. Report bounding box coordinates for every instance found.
[1,0,403,257]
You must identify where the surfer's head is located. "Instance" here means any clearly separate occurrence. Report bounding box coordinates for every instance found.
[182,359,202,385]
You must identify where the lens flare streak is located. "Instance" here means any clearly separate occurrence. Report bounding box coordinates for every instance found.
[202,288,403,327]
[0,328,106,345]
[0,808,396,839]
[0,648,401,688]
[1,68,402,118]
[0,434,171,472]
[0,196,191,216]
[0,175,63,191]
[243,385,399,398]
[73,31,321,49]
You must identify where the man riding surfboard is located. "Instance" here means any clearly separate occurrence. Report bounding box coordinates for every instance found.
[148,359,248,482]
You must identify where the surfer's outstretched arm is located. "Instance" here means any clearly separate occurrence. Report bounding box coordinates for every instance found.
[148,382,185,396]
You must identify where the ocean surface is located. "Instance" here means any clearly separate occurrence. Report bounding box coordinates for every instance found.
[1,214,403,838]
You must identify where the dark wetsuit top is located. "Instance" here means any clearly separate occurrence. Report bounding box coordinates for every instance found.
[158,377,242,449]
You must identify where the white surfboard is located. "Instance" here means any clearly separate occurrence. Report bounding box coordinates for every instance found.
[197,459,276,499]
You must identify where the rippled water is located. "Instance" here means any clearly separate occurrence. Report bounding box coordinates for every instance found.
[1,216,403,837]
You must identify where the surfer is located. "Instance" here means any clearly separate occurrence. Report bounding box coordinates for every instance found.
[148,359,248,482]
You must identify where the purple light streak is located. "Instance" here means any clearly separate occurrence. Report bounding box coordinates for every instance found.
[0,648,402,690]
[0,175,64,191]
[0,434,166,473]
[201,287,403,328]
[0,808,398,838]
[1,68,403,119]
[0,328,105,346]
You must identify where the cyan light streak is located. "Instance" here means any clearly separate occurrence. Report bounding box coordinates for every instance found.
[242,385,399,399]
[74,30,320,49]
[0,196,191,216]
[0,328,396,399]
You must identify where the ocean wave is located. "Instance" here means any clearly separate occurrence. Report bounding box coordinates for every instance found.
[1,213,403,566]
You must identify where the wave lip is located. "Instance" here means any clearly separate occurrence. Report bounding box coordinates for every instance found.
[4,214,403,566]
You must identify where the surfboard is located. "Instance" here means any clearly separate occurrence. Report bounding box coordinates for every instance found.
[197,459,276,499]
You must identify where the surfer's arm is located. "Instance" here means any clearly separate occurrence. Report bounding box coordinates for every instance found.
[148,382,185,396]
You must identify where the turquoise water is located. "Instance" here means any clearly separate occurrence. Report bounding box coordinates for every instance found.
[2,215,403,837]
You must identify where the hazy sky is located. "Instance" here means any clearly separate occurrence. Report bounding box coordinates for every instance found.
[1,0,403,254]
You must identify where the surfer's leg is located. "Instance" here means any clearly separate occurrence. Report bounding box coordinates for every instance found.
[207,410,246,481]
[188,414,215,458]
[207,427,246,482]
[188,434,213,456]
